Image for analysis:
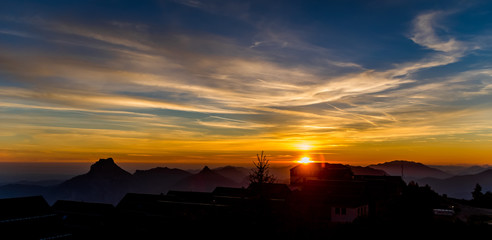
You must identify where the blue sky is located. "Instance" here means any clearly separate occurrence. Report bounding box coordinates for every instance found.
[0,0,491,165]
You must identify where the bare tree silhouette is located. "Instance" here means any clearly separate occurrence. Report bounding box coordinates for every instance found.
[249,151,276,185]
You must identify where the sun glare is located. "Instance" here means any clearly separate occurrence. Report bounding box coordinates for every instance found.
[296,143,313,151]
[298,157,313,164]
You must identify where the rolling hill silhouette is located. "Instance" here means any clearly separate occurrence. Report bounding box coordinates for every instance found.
[431,165,492,176]
[212,165,250,186]
[350,166,387,176]
[171,166,242,192]
[3,158,492,203]
[369,160,451,180]
[131,167,191,194]
[418,169,492,199]
[369,160,492,199]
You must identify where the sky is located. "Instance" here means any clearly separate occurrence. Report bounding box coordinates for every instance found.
[0,0,491,167]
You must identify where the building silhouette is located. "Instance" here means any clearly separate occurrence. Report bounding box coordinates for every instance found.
[5,162,488,238]
[290,163,404,224]
[0,196,69,239]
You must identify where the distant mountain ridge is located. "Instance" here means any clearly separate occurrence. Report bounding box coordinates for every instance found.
[430,165,492,176]
[213,165,250,186]
[2,158,492,203]
[418,169,492,200]
[131,167,191,194]
[350,166,387,176]
[46,158,249,204]
[369,160,451,180]
[172,166,242,192]
[0,158,252,204]
[369,160,492,199]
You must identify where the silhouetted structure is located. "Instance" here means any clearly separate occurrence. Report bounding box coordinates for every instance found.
[249,183,291,199]
[2,161,492,238]
[291,163,354,185]
[52,199,115,236]
[0,196,68,239]
[290,163,404,223]
[115,184,291,237]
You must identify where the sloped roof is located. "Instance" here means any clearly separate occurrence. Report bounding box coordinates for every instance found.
[248,183,291,199]
[0,196,52,221]
[166,190,213,203]
[117,193,170,209]
[212,187,248,197]
[52,200,114,215]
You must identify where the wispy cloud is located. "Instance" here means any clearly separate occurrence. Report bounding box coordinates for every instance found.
[411,11,466,53]
[0,2,491,164]
[0,86,245,114]
[0,10,482,131]
[197,116,274,129]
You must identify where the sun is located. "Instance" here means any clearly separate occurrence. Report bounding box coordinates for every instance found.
[298,157,313,164]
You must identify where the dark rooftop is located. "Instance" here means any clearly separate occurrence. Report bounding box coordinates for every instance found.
[0,196,52,221]
[52,200,115,216]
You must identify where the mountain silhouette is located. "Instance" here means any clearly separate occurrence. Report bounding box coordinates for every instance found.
[172,166,241,192]
[88,158,132,177]
[369,160,451,180]
[49,158,132,204]
[32,159,251,204]
[431,165,492,176]
[12,158,485,204]
[418,169,492,200]
[131,167,191,194]
[212,166,250,187]
[350,166,387,176]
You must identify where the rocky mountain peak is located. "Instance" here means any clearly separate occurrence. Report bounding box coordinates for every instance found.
[88,158,130,177]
